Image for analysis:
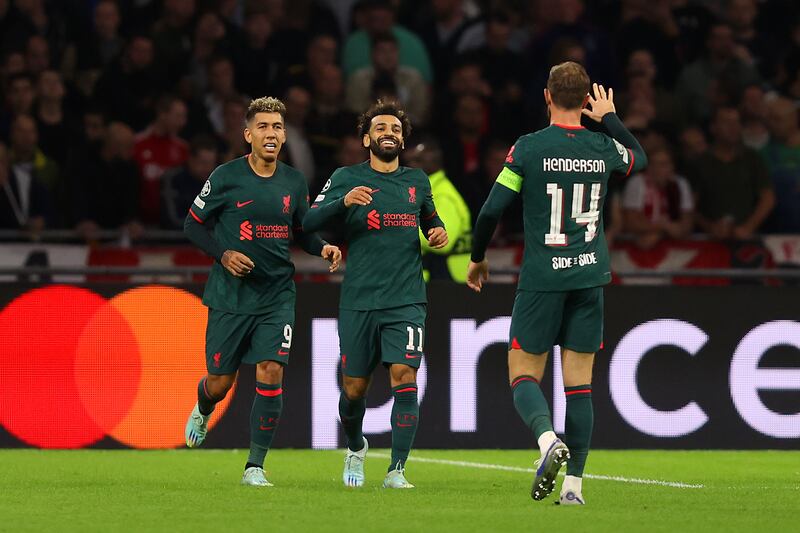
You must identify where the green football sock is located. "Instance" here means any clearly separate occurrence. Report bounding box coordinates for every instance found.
[564,384,593,477]
[197,377,217,416]
[511,375,553,440]
[247,382,283,468]
[339,391,366,452]
[389,383,419,471]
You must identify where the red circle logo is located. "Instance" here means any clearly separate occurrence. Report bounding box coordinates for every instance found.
[0,285,234,448]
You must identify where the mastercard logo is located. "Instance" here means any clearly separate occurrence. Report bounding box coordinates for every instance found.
[0,285,233,449]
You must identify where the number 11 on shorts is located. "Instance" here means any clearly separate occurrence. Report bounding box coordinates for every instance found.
[406,326,423,351]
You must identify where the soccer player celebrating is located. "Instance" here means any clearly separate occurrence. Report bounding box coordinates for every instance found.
[467,63,647,504]
[303,100,448,489]
[183,97,342,487]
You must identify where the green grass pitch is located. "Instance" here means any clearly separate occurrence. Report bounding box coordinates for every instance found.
[1,449,797,532]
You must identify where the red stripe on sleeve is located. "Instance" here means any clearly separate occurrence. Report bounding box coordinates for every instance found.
[189,208,204,224]
[423,210,437,220]
[625,149,635,176]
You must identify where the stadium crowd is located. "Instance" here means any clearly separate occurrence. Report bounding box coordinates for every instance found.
[0,0,799,246]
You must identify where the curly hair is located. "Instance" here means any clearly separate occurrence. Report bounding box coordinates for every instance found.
[246,96,286,123]
[357,99,412,139]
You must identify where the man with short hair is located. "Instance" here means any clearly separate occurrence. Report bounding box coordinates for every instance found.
[303,99,448,489]
[133,95,189,225]
[161,135,219,229]
[183,96,342,487]
[467,62,647,505]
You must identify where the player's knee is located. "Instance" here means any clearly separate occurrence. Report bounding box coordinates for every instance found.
[389,364,417,386]
[256,361,284,384]
[205,374,234,400]
[342,377,369,399]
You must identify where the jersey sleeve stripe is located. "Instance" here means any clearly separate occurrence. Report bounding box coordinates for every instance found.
[625,148,635,176]
[188,208,204,224]
[496,166,523,192]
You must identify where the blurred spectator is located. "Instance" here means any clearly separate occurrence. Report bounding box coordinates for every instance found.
[620,49,679,132]
[71,0,125,97]
[151,0,197,87]
[4,0,70,69]
[34,70,74,168]
[442,93,487,186]
[676,22,760,124]
[760,97,800,232]
[282,85,316,182]
[94,35,162,130]
[463,138,522,236]
[161,135,218,229]
[218,97,249,162]
[203,56,243,136]
[412,0,478,79]
[739,84,769,150]
[404,135,472,282]
[342,0,433,83]
[285,33,339,91]
[622,146,694,249]
[346,33,429,126]
[0,141,47,233]
[7,115,58,225]
[231,8,281,98]
[335,134,367,169]
[616,0,680,86]
[187,10,231,93]
[677,125,708,171]
[25,35,51,78]
[433,56,490,130]
[726,0,778,80]
[459,11,526,136]
[0,73,36,140]
[526,0,617,91]
[307,64,358,188]
[133,95,189,226]
[690,107,774,240]
[72,122,142,240]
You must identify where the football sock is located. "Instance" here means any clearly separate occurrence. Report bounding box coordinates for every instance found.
[511,375,554,446]
[564,384,593,477]
[247,382,283,468]
[339,391,366,452]
[389,383,419,472]
[197,377,217,416]
[562,475,583,495]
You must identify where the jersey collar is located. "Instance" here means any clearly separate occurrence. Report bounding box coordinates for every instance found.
[551,123,585,130]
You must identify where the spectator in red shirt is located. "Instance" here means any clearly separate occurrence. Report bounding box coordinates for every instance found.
[623,146,695,249]
[133,94,189,225]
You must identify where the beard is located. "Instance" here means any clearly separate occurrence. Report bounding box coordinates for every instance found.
[369,137,401,163]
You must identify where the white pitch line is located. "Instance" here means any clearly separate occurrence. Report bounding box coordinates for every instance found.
[369,452,704,489]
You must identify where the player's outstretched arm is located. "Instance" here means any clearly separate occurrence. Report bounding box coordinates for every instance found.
[582,83,648,173]
[467,181,517,291]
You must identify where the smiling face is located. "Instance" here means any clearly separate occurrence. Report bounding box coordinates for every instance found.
[244,111,286,163]
[363,114,403,163]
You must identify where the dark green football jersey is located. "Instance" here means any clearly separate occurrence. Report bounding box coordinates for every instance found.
[304,161,443,310]
[499,124,636,291]
[189,157,313,314]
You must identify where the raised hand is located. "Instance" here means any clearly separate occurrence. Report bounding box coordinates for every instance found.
[344,186,374,207]
[581,83,616,123]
